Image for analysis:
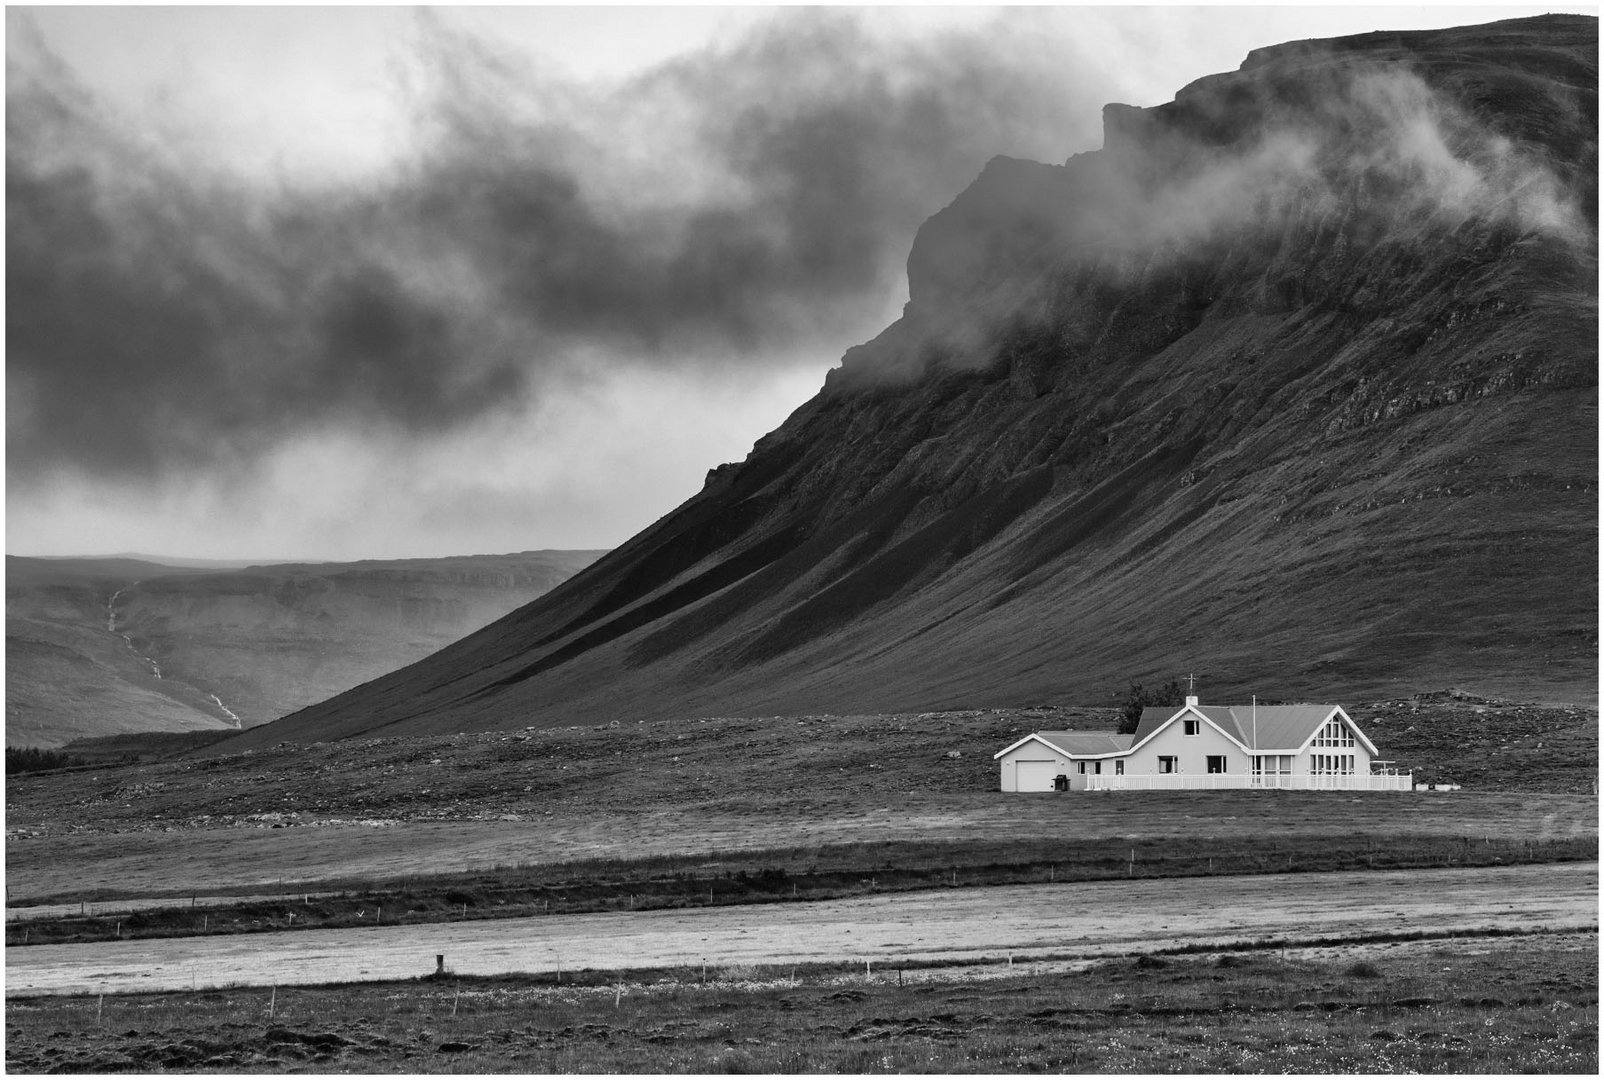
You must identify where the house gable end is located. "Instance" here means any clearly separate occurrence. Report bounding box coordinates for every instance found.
[994,732,1057,760]
[1127,705,1249,755]
[1290,706,1379,756]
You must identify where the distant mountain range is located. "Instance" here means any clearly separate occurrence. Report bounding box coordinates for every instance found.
[18,552,296,570]
[5,550,604,747]
[213,15,1598,751]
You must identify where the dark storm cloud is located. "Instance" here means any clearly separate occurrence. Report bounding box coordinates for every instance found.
[7,9,1101,487]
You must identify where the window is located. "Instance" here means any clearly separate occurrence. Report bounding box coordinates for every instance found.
[1115,760,1124,776]
[1315,718,1355,749]
[1207,755,1226,774]
[1077,761,1086,774]
[1093,761,1102,775]
[1159,756,1178,774]
[1184,719,1201,736]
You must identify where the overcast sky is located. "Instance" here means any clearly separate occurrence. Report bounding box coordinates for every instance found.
[6,4,1584,562]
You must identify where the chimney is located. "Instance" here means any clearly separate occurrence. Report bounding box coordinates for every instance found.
[1185,695,1199,707]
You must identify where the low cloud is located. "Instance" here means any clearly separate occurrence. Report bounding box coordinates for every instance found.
[1124,62,1591,258]
[6,9,1106,491]
[880,50,1594,382]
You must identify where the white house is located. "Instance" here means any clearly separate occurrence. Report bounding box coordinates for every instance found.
[995,694,1410,792]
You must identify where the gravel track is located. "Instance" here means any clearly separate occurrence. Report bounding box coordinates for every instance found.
[7,862,1595,997]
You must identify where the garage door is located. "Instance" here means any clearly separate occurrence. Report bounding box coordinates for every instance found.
[1015,760,1062,792]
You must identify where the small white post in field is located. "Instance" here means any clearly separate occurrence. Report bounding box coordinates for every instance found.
[97,992,104,1026]
[614,983,622,1008]
[1008,951,1013,967]
[452,989,460,1017]
[269,985,276,1020]
[866,959,871,976]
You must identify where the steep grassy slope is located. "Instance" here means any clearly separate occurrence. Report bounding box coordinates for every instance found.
[6,551,603,746]
[227,15,1596,749]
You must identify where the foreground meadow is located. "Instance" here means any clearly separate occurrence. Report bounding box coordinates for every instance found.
[6,932,1595,1073]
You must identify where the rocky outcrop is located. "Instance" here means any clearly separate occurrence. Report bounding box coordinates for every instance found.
[222,14,1597,750]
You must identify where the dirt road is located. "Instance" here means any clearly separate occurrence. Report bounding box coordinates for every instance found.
[7,863,1594,997]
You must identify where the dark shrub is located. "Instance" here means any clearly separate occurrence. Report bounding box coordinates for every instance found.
[5,747,82,774]
[1118,680,1184,734]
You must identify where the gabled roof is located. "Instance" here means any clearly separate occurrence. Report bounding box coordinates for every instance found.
[1035,732,1135,756]
[993,731,1134,759]
[1130,703,1377,755]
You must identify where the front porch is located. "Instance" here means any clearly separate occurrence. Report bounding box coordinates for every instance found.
[1085,772,1414,792]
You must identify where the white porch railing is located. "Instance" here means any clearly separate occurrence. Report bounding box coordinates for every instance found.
[1085,772,1413,792]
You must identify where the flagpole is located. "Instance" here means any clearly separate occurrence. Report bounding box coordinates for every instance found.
[1252,695,1258,786]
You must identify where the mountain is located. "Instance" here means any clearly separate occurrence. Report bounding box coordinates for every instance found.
[219,15,1597,751]
[5,551,605,747]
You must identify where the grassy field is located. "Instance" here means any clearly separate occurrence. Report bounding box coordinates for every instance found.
[5,697,1596,1072]
[6,696,1596,904]
[6,931,1595,1073]
[8,832,1593,947]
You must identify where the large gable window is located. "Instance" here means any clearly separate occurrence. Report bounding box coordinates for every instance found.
[1314,717,1355,749]
[1184,719,1201,736]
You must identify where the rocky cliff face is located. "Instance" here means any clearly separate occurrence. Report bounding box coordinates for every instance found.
[228,14,1597,749]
